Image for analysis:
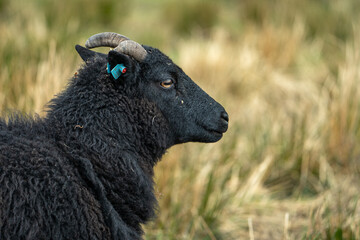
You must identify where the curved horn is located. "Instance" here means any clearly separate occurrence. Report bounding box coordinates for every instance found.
[85,32,130,49]
[85,32,148,62]
[113,40,148,62]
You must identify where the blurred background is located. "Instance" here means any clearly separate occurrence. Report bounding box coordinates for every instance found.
[1,0,360,239]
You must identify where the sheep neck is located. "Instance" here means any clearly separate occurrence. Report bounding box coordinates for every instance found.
[43,63,171,235]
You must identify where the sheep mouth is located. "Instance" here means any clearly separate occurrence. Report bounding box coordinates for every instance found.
[201,125,226,139]
[207,128,224,136]
[203,120,228,135]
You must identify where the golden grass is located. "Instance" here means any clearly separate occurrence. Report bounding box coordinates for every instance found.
[148,25,360,240]
[1,0,360,239]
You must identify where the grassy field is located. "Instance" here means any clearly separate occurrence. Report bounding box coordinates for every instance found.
[1,0,360,239]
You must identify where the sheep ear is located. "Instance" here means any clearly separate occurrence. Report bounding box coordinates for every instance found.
[107,50,137,81]
[75,45,106,62]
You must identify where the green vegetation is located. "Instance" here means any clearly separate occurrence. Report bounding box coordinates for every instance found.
[1,0,360,239]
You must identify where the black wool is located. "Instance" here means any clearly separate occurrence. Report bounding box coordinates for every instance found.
[0,38,228,239]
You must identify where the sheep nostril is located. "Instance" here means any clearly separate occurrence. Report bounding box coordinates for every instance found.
[221,111,229,123]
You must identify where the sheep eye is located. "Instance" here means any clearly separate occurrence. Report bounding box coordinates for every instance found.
[160,79,174,89]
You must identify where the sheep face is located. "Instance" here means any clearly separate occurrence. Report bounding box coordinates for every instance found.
[110,47,228,145]
[77,45,228,145]
[142,47,228,144]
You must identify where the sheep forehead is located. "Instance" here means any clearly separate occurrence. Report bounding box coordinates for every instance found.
[143,46,173,65]
[141,46,183,77]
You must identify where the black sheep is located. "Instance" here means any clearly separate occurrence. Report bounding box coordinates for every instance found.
[0,32,228,239]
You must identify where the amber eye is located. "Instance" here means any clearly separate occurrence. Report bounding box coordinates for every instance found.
[160,79,174,89]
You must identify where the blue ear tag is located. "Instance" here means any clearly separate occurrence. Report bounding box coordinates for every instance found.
[109,64,127,80]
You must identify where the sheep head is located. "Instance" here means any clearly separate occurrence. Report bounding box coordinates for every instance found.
[75,32,228,145]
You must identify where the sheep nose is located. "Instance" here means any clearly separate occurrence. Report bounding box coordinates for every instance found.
[221,111,229,123]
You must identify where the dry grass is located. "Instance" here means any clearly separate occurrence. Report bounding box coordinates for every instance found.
[148,22,360,240]
[1,0,360,239]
